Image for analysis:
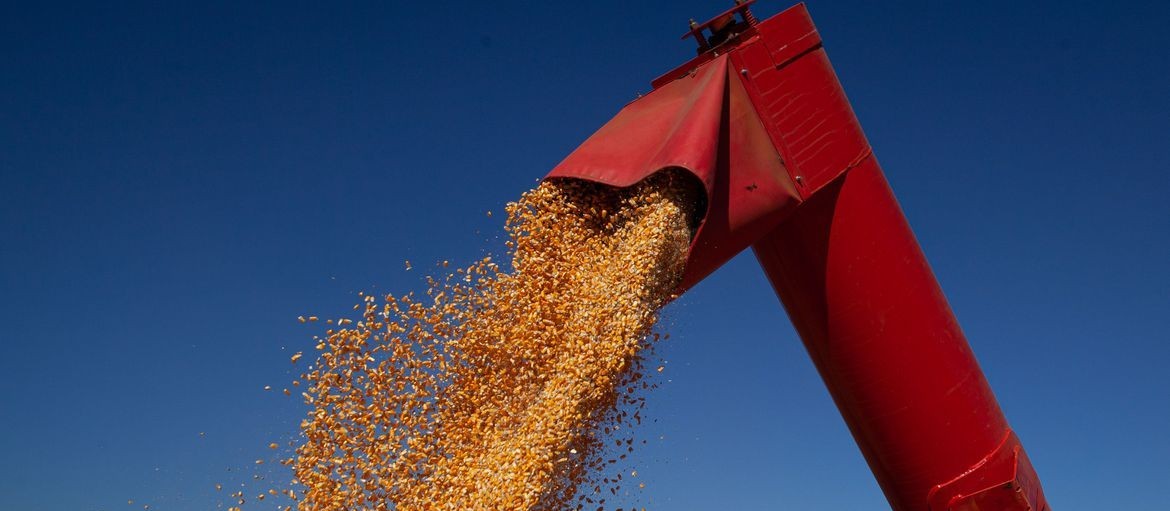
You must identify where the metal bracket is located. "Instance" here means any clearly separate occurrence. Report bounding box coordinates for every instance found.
[682,0,760,54]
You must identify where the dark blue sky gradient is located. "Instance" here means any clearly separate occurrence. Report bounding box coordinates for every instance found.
[2,1,1168,509]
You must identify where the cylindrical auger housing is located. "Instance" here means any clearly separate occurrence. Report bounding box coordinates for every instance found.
[546,3,1050,509]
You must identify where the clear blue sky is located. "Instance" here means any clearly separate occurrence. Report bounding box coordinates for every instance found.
[2,1,1168,510]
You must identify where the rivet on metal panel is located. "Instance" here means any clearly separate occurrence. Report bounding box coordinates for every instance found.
[740,68,749,76]
[795,175,804,186]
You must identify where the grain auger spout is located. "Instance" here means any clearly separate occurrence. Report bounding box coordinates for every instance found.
[545,2,1052,510]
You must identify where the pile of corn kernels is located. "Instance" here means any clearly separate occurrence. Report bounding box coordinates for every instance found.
[279,174,696,510]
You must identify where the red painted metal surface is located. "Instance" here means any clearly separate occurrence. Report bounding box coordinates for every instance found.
[547,53,800,291]
[753,159,1049,511]
[545,2,1050,509]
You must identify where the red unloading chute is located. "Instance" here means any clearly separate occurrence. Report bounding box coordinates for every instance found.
[548,51,800,291]
[546,2,1051,510]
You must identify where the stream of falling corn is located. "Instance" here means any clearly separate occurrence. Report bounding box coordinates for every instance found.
[247,174,696,511]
